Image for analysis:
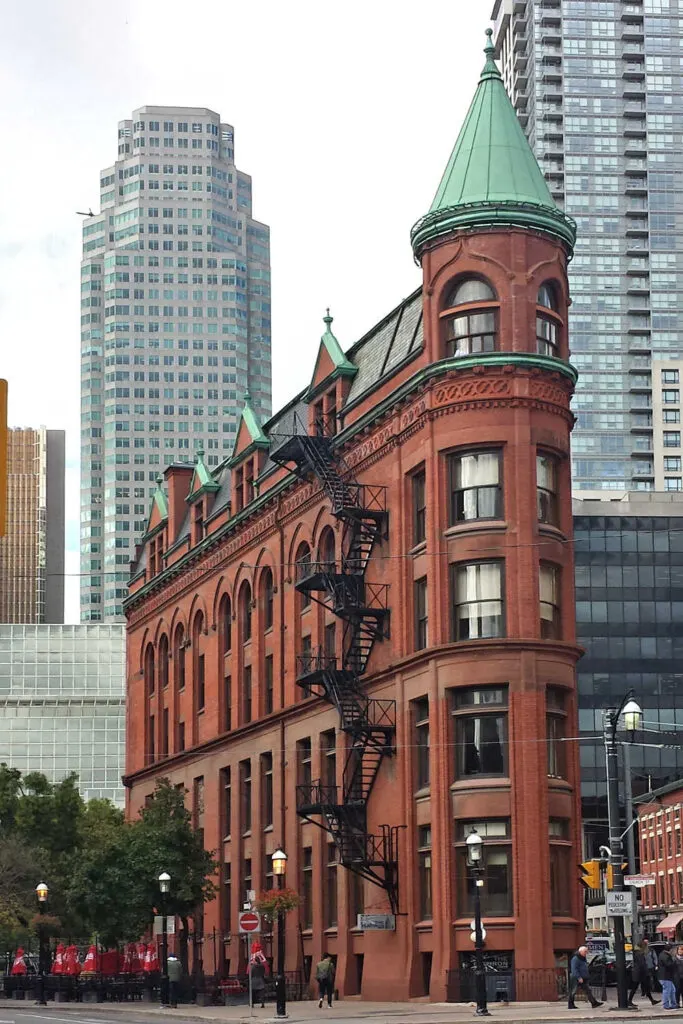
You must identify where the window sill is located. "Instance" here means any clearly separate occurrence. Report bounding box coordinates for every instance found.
[197,708,205,716]
[263,824,273,833]
[444,521,507,540]
[539,523,566,542]
[415,787,431,800]
[450,777,510,791]
[324,927,338,936]
[416,920,433,932]
[242,830,252,839]
[223,834,231,843]
[409,540,427,556]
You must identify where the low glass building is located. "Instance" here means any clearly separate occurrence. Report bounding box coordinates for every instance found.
[574,492,683,849]
[0,624,125,805]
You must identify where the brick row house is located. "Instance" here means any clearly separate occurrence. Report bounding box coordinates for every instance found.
[124,33,584,1000]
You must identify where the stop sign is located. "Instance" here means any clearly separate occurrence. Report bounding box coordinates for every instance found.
[238,911,261,934]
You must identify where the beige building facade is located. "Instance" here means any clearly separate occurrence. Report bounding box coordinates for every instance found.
[0,427,65,623]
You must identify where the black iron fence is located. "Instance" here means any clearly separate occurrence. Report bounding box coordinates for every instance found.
[445,965,608,1004]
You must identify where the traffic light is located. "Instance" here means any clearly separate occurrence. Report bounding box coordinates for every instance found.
[579,860,601,890]
[0,380,6,537]
[605,863,628,890]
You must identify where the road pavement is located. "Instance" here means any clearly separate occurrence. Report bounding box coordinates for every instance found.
[2,1001,683,1024]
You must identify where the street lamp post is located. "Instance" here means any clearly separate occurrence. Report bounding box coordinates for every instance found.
[158,871,171,1006]
[604,693,643,1012]
[466,830,489,1017]
[272,847,288,1019]
[35,882,48,1007]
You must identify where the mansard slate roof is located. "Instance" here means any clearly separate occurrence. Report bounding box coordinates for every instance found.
[135,289,423,571]
[411,30,576,257]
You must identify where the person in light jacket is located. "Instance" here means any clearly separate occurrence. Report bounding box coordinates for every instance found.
[568,946,603,1010]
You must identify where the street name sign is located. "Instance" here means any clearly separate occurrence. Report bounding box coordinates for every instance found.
[153,915,176,935]
[606,891,631,916]
[624,874,656,888]
[238,910,261,934]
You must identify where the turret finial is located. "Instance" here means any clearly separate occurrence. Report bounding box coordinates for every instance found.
[323,308,333,328]
[482,26,501,78]
[243,388,251,403]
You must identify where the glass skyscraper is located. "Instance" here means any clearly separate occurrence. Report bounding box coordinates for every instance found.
[492,0,683,492]
[81,106,272,621]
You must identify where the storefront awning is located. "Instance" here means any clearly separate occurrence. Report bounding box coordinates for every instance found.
[656,912,683,936]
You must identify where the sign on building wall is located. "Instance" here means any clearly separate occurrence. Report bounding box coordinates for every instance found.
[357,914,396,931]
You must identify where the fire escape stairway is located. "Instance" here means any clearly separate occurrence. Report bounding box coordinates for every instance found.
[270,417,401,913]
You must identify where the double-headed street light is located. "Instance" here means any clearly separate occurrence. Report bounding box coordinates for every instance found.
[35,882,48,1006]
[466,830,489,1017]
[604,692,643,1011]
[272,847,288,1019]
[158,872,171,1006]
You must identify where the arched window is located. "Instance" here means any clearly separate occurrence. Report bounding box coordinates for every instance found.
[193,611,205,712]
[239,581,252,643]
[441,277,498,358]
[159,634,169,689]
[296,542,312,610]
[219,594,232,654]
[319,527,336,572]
[174,623,186,691]
[536,282,560,357]
[261,568,274,631]
[144,643,155,697]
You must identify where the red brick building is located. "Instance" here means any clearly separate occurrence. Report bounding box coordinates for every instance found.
[637,780,683,939]
[124,34,584,1000]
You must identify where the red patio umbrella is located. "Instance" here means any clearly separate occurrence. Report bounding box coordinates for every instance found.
[10,948,27,976]
[143,941,159,973]
[63,944,81,976]
[120,942,134,974]
[132,941,145,973]
[81,945,98,974]
[51,943,65,975]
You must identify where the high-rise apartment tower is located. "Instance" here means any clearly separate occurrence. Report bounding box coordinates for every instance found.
[0,427,65,623]
[80,106,271,621]
[492,0,683,492]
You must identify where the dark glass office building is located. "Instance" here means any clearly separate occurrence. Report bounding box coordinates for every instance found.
[574,493,683,850]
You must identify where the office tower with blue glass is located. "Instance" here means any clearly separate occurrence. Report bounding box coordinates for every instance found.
[80,106,271,621]
[492,0,683,492]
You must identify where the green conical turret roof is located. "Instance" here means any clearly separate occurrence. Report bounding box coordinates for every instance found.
[411,29,576,258]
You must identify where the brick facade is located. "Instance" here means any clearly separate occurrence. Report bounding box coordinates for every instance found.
[125,227,584,999]
[637,781,683,936]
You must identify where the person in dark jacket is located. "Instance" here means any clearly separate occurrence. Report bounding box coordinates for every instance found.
[659,944,678,1009]
[166,955,182,1008]
[250,960,266,1009]
[628,944,659,1007]
[568,946,603,1010]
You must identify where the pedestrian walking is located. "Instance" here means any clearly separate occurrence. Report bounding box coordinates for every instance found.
[316,953,335,1008]
[659,943,678,1009]
[628,944,659,1007]
[166,955,182,1008]
[250,959,266,1008]
[567,946,603,1010]
[643,938,659,992]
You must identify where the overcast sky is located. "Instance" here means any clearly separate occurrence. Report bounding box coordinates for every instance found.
[0,1,485,621]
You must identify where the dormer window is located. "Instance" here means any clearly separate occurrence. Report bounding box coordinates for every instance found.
[233,467,244,513]
[536,282,561,358]
[245,459,254,504]
[192,501,204,544]
[441,278,498,358]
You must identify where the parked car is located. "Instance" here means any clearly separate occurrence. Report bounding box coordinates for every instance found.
[588,952,633,988]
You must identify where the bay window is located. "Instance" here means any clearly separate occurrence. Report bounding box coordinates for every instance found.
[449,450,502,524]
[452,686,508,779]
[451,561,505,641]
[456,819,512,916]
[540,563,561,639]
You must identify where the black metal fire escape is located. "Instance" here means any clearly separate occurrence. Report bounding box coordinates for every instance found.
[270,413,401,914]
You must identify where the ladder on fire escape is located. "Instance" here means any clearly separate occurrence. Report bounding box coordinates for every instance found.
[270,413,402,914]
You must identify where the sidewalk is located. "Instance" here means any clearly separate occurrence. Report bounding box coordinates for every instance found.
[3,997,683,1023]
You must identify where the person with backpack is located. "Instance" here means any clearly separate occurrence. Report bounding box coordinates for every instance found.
[316,953,335,1008]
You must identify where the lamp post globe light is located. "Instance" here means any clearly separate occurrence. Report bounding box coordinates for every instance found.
[35,882,48,1006]
[605,692,643,1010]
[272,847,288,1018]
[465,830,489,1017]
[158,872,171,1005]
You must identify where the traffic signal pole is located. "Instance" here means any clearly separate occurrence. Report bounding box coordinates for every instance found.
[604,707,629,1011]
